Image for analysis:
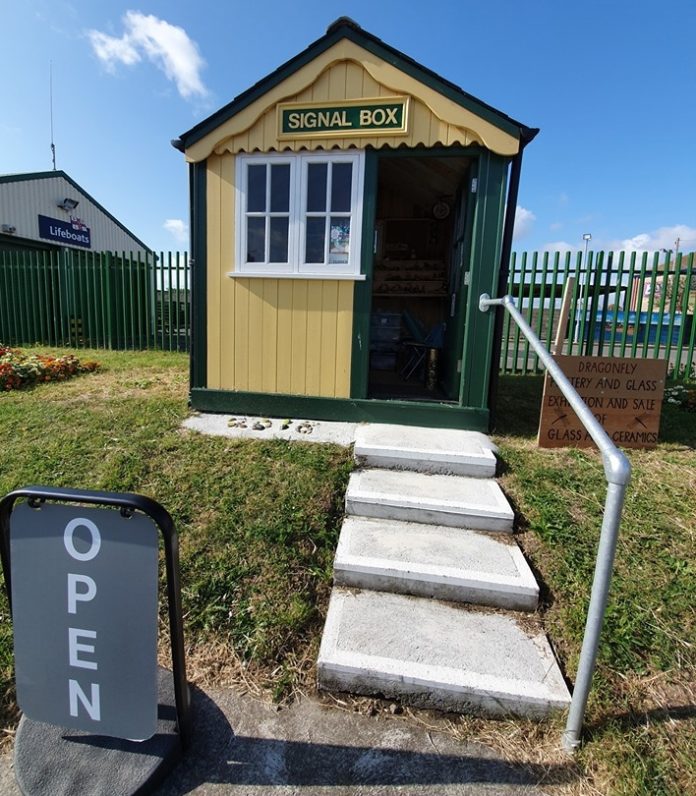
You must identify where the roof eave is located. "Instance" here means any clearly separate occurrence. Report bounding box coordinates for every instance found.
[176,20,535,153]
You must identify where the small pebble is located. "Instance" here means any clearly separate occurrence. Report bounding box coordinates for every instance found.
[389,703,403,715]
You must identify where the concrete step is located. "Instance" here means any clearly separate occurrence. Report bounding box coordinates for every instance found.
[333,517,538,611]
[318,589,570,717]
[345,469,514,532]
[353,424,497,477]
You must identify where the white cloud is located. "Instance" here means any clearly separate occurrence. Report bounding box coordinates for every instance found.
[87,11,207,99]
[549,222,563,231]
[513,206,536,241]
[163,218,188,244]
[607,225,696,254]
[542,240,579,254]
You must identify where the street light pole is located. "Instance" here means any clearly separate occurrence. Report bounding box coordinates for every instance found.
[575,234,593,346]
[583,233,592,263]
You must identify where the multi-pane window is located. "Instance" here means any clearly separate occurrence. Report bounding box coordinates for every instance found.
[243,160,292,266]
[235,152,364,276]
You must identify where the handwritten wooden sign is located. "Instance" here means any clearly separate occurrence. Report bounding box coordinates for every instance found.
[538,356,667,449]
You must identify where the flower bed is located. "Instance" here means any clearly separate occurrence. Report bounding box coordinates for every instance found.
[0,346,100,391]
[664,383,696,412]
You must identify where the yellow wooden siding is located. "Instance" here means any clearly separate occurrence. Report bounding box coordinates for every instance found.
[185,39,518,161]
[212,277,353,398]
[206,149,354,398]
[216,73,485,154]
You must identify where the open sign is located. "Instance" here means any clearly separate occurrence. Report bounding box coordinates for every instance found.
[10,502,159,740]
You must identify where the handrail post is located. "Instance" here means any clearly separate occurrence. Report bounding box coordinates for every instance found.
[479,293,631,752]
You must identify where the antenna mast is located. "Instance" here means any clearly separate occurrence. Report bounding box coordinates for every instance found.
[50,62,56,170]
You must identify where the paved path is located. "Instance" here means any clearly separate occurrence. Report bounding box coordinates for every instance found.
[0,684,578,795]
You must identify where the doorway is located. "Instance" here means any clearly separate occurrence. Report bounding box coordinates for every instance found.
[367,153,472,402]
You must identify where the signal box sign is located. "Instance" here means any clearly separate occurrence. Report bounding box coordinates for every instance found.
[10,502,158,740]
[278,96,409,138]
[538,355,667,449]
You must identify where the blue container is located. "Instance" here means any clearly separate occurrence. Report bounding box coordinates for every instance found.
[589,310,690,346]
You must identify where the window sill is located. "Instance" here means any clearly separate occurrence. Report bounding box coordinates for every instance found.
[226,271,366,281]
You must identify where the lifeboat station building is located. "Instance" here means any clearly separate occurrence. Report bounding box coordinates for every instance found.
[0,170,149,254]
[174,18,537,430]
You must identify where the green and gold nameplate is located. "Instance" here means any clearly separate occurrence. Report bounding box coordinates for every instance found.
[278,96,409,139]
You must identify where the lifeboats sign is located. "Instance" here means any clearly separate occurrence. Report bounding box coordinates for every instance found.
[38,214,91,248]
[278,96,409,139]
[538,355,667,449]
[10,502,158,740]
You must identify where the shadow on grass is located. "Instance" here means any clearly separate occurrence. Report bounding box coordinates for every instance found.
[491,375,544,438]
[657,400,696,448]
[585,703,696,737]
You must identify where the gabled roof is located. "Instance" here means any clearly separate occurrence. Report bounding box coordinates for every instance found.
[0,170,150,250]
[175,17,538,152]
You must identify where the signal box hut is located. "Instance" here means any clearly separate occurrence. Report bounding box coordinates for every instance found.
[175,18,537,430]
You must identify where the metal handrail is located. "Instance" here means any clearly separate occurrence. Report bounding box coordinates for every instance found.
[479,293,631,752]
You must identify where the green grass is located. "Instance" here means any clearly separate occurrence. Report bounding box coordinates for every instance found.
[493,374,695,796]
[0,347,352,726]
[0,350,694,793]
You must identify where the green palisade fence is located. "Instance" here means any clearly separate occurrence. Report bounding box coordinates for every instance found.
[500,250,696,381]
[1,247,694,382]
[0,249,190,352]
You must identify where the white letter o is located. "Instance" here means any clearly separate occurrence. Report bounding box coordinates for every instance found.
[64,518,101,561]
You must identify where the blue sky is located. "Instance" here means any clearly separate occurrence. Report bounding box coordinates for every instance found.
[3,0,695,254]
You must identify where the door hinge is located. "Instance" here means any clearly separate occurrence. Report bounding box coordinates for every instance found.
[464,271,471,286]
[450,292,456,317]
[471,178,478,193]
[457,359,462,373]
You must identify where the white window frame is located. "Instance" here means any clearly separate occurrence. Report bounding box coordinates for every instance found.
[234,150,365,278]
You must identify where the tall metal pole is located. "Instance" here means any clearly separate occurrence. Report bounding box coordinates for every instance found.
[578,233,592,350]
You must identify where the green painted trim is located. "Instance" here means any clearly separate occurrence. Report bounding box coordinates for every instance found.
[179,28,347,148]
[190,388,490,431]
[0,170,151,251]
[190,162,207,389]
[350,149,378,399]
[460,152,508,414]
[442,158,478,400]
[178,22,532,149]
[0,171,67,184]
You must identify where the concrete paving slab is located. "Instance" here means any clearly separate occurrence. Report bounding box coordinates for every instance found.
[333,517,538,610]
[183,414,358,447]
[0,683,581,795]
[354,425,497,477]
[346,470,515,532]
[318,589,571,717]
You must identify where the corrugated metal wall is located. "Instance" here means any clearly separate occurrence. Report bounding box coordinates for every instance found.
[0,175,148,252]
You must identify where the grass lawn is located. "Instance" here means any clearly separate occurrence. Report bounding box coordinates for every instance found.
[493,374,695,796]
[0,348,693,795]
[0,348,352,729]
